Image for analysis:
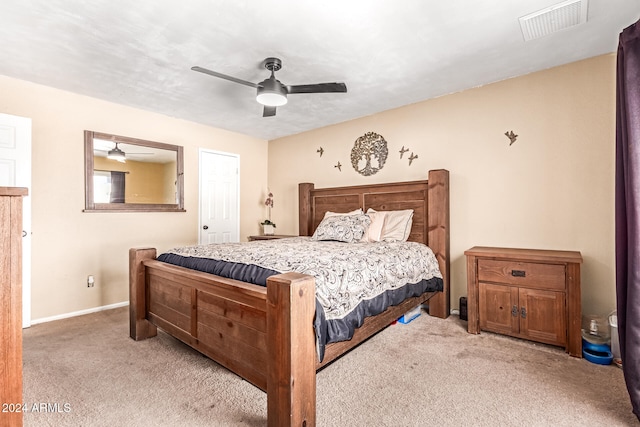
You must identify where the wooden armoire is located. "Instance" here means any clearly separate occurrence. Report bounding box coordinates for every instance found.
[1,187,27,427]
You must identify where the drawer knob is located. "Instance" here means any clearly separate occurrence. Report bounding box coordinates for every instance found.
[511,270,526,277]
[512,305,518,317]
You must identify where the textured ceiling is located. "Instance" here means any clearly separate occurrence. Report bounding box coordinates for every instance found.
[0,1,637,140]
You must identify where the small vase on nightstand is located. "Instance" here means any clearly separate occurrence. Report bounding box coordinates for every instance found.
[263,224,275,235]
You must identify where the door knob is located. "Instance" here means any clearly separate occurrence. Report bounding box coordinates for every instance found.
[202,225,208,230]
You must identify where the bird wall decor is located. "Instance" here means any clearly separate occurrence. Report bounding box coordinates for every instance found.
[408,152,418,166]
[505,130,518,145]
[317,147,324,157]
[334,161,342,171]
[399,146,409,158]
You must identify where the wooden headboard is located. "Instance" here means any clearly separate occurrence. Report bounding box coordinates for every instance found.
[298,169,450,317]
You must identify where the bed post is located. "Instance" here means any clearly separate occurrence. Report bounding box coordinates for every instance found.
[266,272,316,427]
[129,247,158,340]
[299,183,314,236]
[427,169,450,318]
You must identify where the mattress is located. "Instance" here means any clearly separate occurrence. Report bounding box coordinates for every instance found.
[157,237,443,360]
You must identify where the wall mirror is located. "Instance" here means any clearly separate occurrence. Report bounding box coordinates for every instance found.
[84,130,185,212]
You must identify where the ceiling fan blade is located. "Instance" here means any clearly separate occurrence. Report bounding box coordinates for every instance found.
[191,66,259,88]
[97,149,149,154]
[286,82,347,94]
[263,106,277,117]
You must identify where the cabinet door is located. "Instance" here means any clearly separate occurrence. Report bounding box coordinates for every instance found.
[520,288,566,346]
[479,282,519,335]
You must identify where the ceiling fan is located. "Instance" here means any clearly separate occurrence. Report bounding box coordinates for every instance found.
[106,143,127,163]
[94,142,153,163]
[191,57,347,117]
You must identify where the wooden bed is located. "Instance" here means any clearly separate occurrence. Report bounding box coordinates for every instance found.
[129,169,450,426]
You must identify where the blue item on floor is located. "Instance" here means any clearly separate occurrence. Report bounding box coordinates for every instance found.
[398,305,421,324]
[582,339,613,365]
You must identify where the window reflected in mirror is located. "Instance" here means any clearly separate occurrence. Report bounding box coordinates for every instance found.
[84,131,184,212]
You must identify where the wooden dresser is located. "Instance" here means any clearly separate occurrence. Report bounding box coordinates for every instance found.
[1,187,27,426]
[465,246,583,357]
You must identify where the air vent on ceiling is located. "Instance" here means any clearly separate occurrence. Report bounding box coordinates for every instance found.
[519,0,588,41]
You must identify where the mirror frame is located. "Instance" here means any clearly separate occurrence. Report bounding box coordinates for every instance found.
[84,130,185,212]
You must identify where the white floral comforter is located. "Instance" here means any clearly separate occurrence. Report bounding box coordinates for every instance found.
[163,237,442,321]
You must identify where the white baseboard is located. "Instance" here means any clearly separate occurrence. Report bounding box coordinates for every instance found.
[30,301,129,325]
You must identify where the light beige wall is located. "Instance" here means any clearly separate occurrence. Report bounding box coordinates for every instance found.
[0,75,268,320]
[268,54,616,318]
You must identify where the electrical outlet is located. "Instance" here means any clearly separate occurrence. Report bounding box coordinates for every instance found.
[87,275,95,288]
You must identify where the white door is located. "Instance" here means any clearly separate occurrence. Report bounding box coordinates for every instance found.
[0,113,32,328]
[199,149,239,244]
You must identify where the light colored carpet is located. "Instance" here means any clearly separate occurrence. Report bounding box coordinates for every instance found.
[22,307,637,426]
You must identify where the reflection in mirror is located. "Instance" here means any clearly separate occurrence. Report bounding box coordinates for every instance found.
[84,131,184,212]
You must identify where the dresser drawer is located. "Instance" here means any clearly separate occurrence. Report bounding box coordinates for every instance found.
[477,259,565,290]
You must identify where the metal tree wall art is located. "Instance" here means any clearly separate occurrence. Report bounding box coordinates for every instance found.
[351,132,388,176]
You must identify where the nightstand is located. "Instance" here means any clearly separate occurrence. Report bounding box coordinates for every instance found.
[465,246,583,357]
[248,235,297,241]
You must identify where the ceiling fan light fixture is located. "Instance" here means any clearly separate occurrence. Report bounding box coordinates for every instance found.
[256,78,288,106]
[107,146,126,163]
[256,91,288,106]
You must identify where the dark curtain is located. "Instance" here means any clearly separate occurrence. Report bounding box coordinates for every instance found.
[616,18,640,421]
[110,171,126,203]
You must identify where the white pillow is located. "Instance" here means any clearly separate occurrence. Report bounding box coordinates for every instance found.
[367,208,414,242]
[361,211,386,242]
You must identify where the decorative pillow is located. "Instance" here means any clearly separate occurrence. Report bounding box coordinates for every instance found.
[312,214,372,243]
[367,208,414,242]
[361,211,386,242]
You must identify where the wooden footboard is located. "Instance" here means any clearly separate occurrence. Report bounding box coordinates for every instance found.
[129,248,316,426]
